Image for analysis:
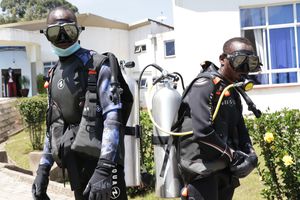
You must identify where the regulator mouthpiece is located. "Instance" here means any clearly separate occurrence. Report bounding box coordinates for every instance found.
[242,79,254,91]
[235,78,254,91]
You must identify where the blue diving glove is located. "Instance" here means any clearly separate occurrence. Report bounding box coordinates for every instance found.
[83,159,115,200]
[32,164,51,200]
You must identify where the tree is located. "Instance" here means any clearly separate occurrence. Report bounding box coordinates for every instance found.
[0,0,78,24]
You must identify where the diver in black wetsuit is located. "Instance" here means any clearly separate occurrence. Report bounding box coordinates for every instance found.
[32,6,127,200]
[179,37,259,200]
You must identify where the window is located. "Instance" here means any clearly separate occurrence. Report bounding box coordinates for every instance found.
[134,44,146,54]
[268,4,293,25]
[43,61,56,76]
[240,3,300,85]
[164,40,175,57]
[139,78,148,88]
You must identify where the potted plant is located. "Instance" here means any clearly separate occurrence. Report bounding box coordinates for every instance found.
[19,75,30,97]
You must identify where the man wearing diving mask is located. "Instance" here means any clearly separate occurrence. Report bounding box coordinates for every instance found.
[179,37,258,200]
[40,9,84,56]
[32,7,128,200]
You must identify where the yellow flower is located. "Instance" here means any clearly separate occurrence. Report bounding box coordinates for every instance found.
[264,132,274,143]
[282,155,294,166]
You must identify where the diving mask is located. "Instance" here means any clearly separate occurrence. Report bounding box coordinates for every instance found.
[40,22,84,44]
[225,50,261,73]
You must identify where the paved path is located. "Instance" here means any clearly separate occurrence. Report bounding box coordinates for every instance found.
[0,163,74,200]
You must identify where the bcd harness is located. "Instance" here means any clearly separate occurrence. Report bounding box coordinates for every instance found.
[157,62,235,180]
[45,48,135,166]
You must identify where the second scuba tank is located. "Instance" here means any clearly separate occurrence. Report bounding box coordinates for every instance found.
[122,64,141,187]
[152,80,182,198]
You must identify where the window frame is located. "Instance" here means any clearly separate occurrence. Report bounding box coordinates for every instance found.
[240,3,300,86]
[134,44,147,54]
[164,40,176,58]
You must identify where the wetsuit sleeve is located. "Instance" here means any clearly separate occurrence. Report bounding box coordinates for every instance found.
[97,64,122,163]
[39,134,54,167]
[188,78,233,161]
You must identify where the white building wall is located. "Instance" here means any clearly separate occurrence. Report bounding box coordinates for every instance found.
[39,33,57,63]
[173,0,300,113]
[155,31,177,74]
[128,21,174,80]
[79,27,129,60]
[129,24,153,77]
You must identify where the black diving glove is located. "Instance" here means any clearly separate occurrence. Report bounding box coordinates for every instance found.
[230,144,258,178]
[32,164,51,200]
[83,159,115,200]
[231,150,248,167]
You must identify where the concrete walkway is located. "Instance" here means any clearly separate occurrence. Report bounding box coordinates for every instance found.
[0,163,74,200]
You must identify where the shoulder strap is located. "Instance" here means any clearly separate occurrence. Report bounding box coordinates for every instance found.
[182,70,220,100]
[74,49,107,94]
[45,62,59,151]
[74,48,93,66]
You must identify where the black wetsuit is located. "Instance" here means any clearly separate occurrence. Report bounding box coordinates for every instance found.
[179,66,252,200]
[40,48,127,200]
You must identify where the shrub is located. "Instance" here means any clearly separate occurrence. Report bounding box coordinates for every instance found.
[245,108,300,200]
[127,110,155,197]
[17,95,47,150]
[36,73,47,94]
[19,75,30,89]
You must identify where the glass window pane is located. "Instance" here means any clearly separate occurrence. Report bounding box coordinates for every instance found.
[269,28,296,70]
[243,29,269,70]
[297,4,300,22]
[134,46,141,53]
[165,40,175,57]
[240,8,265,27]
[268,5,293,25]
[272,72,297,84]
[43,62,51,66]
[249,74,269,85]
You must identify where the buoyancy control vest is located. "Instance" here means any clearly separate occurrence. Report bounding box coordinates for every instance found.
[45,48,133,166]
[171,62,245,184]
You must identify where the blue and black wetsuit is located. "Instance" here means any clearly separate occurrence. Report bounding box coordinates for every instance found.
[40,48,127,200]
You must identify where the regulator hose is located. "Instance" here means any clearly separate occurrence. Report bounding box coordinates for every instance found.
[235,86,262,118]
[137,64,184,134]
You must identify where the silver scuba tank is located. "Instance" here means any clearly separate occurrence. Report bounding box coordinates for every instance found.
[152,80,182,198]
[122,67,141,187]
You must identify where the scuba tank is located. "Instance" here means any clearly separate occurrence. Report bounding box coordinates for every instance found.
[138,63,185,198]
[152,79,182,198]
[120,61,141,186]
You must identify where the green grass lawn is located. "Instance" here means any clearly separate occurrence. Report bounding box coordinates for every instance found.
[233,171,264,200]
[5,130,265,200]
[5,130,33,169]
